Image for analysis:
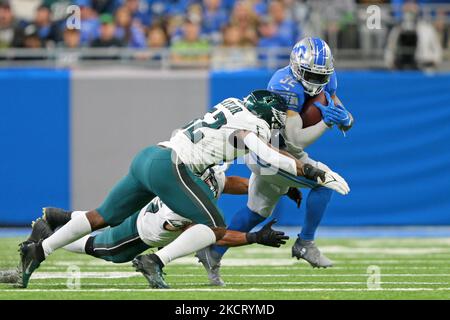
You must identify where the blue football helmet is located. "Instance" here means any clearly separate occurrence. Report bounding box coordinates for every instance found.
[290,37,334,96]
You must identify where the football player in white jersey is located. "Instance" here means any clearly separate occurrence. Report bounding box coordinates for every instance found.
[18,90,348,288]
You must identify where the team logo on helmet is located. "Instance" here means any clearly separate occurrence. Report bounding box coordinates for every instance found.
[290,37,334,96]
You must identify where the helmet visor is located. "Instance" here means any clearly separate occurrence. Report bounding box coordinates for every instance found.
[302,70,331,85]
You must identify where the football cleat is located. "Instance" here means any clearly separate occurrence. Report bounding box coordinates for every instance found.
[132,254,169,289]
[0,270,19,284]
[292,237,333,268]
[17,240,45,288]
[24,218,53,244]
[195,247,225,286]
[42,207,72,231]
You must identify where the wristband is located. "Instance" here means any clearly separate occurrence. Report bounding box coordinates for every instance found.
[246,232,257,244]
[303,164,326,182]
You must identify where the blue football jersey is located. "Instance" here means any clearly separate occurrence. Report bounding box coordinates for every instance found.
[267,66,337,112]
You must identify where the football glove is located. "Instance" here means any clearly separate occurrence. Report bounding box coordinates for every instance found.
[246,219,289,247]
[314,91,352,127]
[302,164,350,195]
[286,187,302,208]
[317,170,350,195]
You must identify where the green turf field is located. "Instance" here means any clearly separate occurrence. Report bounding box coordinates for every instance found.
[0,236,449,300]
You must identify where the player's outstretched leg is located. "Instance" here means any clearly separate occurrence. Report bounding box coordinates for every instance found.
[293,186,333,268]
[197,206,265,286]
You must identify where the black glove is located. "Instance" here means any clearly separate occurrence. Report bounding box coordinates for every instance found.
[303,163,326,182]
[246,219,289,247]
[286,187,302,208]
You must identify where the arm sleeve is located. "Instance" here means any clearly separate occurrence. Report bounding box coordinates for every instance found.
[285,113,330,149]
[243,132,297,176]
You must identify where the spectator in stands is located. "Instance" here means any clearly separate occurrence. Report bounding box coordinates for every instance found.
[62,28,81,48]
[0,1,21,48]
[202,0,228,43]
[171,19,210,65]
[57,29,82,65]
[124,0,151,27]
[268,0,297,46]
[77,0,100,46]
[385,1,443,70]
[257,16,283,48]
[147,24,168,48]
[21,24,42,48]
[357,0,389,58]
[91,13,124,47]
[252,0,268,16]
[115,6,146,48]
[29,4,61,46]
[91,0,121,14]
[134,24,168,60]
[318,0,358,50]
[212,23,257,69]
[166,14,184,43]
[230,0,259,45]
[147,0,190,21]
[434,7,449,50]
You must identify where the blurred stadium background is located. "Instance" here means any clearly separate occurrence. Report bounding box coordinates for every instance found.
[0,0,450,233]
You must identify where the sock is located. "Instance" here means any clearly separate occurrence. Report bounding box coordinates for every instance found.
[42,212,92,257]
[155,224,216,266]
[71,211,87,219]
[212,206,265,257]
[299,187,332,241]
[62,235,90,254]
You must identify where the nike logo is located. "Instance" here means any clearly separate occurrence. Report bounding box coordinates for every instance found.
[25,261,35,274]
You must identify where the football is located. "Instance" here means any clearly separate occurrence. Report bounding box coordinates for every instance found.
[300,91,326,127]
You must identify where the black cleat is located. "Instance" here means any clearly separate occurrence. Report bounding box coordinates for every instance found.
[132,254,169,289]
[24,218,53,244]
[17,240,45,288]
[42,207,72,231]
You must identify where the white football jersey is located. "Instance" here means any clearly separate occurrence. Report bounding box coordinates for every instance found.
[159,98,271,175]
[136,166,226,247]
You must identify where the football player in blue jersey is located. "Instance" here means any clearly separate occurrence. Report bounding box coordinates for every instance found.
[196,37,354,286]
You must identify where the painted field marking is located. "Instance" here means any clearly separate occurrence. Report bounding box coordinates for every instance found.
[21,281,450,286]
[25,272,450,280]
[1,288,449,293]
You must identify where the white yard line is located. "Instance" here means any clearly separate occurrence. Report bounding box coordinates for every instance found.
[24,281,450,286]
[1,288,449,292]
[27,272,450,279]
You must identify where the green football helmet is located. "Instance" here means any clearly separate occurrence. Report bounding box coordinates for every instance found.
[243,90,287,129]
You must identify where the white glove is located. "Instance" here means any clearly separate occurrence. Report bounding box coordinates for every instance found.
[317,170,350,195]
